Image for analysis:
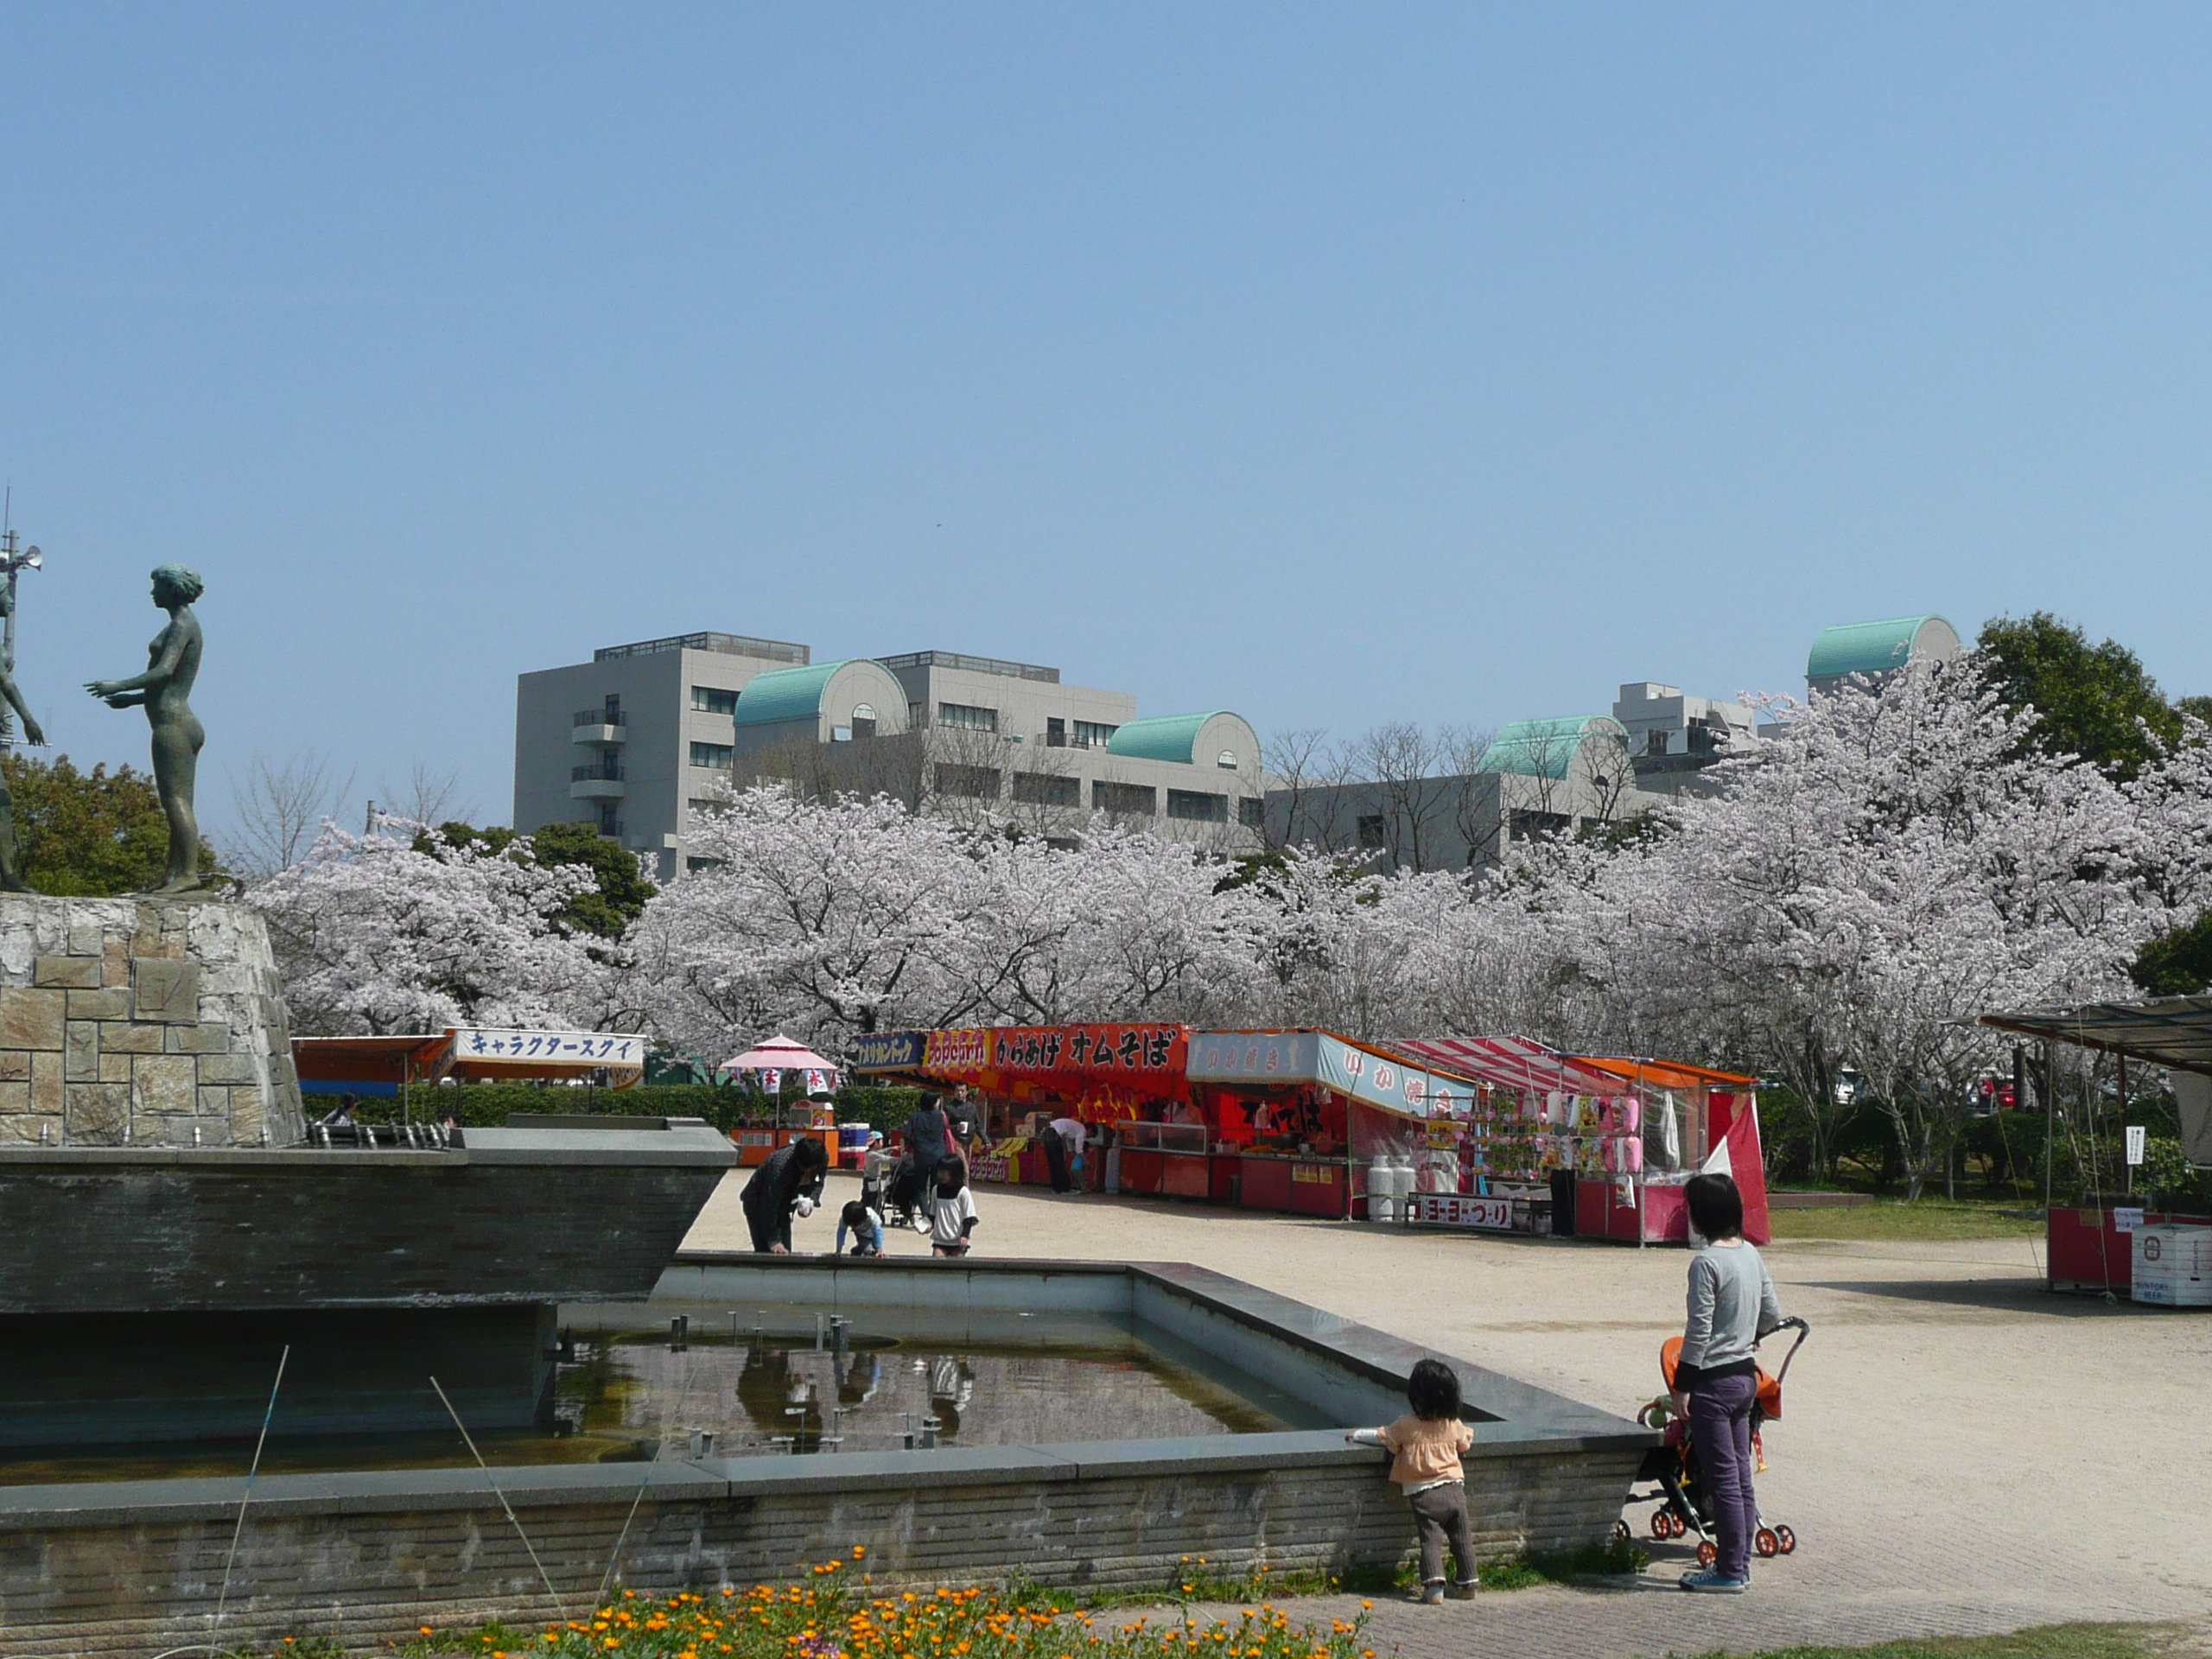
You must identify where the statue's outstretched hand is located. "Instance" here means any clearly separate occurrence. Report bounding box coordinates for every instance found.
[21,717,44,747]
[84,680,118,700]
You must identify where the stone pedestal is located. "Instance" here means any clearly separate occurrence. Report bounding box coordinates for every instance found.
[0,895,306,1148]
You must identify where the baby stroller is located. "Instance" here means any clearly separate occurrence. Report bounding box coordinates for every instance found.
[1620,1317,1809,1567]
[862,1144,934,1236]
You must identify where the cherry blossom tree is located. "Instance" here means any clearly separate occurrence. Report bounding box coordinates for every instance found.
[249,818,609,1036]
[1526,664,2149,1195]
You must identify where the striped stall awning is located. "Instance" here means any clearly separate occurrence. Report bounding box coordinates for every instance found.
[1384,1035,1626,1096]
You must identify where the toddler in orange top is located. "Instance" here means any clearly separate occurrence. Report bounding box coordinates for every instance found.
[1348,1357,1478,1603]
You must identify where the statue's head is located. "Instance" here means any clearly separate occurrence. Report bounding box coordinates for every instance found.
[150,565,205,607]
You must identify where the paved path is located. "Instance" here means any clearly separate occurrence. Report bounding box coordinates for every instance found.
[683,1175,2212,1656]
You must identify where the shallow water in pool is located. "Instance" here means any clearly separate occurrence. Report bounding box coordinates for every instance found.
[0,1307,1316,1485]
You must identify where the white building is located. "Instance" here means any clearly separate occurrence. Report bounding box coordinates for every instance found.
[1610,683,1758,798]
[515,633,1265,877]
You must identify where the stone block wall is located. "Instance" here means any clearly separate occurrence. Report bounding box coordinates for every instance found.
[0,1439,1645,1655]
[0,895,306,1148]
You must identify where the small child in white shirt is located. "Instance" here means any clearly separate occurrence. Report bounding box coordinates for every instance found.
[925,1156,979,1257]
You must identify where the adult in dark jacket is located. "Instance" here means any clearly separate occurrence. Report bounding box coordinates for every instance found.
[904,1093,953,1169]
[741,1136,829,1254]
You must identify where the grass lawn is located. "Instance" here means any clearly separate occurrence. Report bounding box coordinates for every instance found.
[1766,1197,2045,1243]
[1719,1622,2186,1659]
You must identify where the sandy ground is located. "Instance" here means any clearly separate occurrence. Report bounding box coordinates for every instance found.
[682,1173,2212,1657]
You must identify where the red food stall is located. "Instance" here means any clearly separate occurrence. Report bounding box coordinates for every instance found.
[1185,1030,1496,1220]
[862,1024,1203,1195]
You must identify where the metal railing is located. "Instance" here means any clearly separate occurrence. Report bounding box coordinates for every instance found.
[594,632,809,664]
[572,762,626,783]
[878,649,1059,684]
[574,708,628,728]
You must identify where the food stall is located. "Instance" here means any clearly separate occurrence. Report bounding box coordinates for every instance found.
[1185,1030,1491,1221]
[850,1024,1199,1192]
[1382,1039,1765,1245]
[295,1027,648,1118]
[1980,996,2212,1297]
[1573,1057,1764,1245]
[721,1034,843,1166]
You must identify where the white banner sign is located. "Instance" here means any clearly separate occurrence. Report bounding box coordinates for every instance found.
[1414,1194,1513,1230]
[452,1028,645,1065]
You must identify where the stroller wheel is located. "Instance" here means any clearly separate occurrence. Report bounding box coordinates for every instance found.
[1776,1525,1796,1555]
[1649,1510,1672,1540]
[1669,1512,1688,1540]
[1614,1520,1631,1544]
[1755,1529,1780,1559]
[1695,1541,1716,1569]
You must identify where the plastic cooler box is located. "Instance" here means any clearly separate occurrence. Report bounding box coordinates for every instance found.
[2131,1224,2212,1306]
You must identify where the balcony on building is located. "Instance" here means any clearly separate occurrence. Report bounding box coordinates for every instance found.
[573,708,629,745]
[571,759,627,800]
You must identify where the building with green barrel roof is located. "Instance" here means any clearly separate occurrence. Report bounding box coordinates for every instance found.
[1806,614,1961,697]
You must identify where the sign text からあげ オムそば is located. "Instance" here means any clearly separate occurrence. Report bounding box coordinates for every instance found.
[920,1025,1191,1110]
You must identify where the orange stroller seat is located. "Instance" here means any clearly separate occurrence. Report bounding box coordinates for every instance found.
[1659,1335,1785,1421]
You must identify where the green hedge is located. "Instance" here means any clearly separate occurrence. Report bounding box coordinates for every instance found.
[346,1082,925,1135]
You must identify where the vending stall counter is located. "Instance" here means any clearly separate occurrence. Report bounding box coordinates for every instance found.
[1980,995,2212,1298]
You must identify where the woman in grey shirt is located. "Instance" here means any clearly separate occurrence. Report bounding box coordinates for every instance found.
[1671,1173,1785,1593]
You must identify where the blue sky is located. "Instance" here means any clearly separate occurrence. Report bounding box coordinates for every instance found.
[3,5,2209,833]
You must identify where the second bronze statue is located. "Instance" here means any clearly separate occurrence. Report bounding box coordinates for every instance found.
[85,565,210,895]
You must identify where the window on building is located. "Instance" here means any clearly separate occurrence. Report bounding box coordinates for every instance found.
[690,742,734,770]
[1046,717,1066,747]
[1217,750,1239,771]
[685,855,725,874]
[936,763,1001,800]
[1357,814,1388,849]
[1238,798,1267,829]
[1013,772,1081,807]
[850,702,878,740]
[1167,789,1228,823]
[1644,729,1669,755]
[1072,720,1117,749]
[1506,807,1573,842]
[688,797,725,818]
[691,686,739,715]
[938,702,998,733]
[1093,780,1156,816]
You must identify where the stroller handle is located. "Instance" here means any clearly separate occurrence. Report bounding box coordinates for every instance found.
[1768,1317,1809,1389]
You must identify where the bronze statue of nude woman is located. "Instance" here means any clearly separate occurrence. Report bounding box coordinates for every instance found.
[85,565,208,893]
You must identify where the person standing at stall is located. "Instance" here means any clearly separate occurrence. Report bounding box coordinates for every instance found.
[1043,1114,1087,1194]
[945,1083,982,1163]
[1671,1173,1786,1593]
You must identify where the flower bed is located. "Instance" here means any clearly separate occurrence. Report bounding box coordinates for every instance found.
[390,1554,1373,1659]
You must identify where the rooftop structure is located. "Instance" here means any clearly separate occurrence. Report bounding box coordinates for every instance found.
[1476,715,1626,779]
[1806,614,1961,697]
[594,632,810,665]
[1611,683,1757,798]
